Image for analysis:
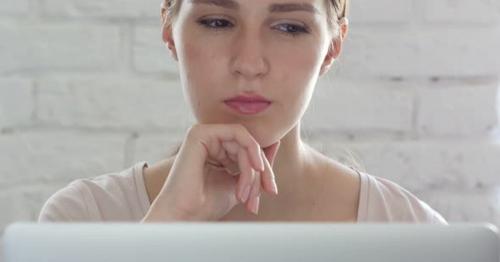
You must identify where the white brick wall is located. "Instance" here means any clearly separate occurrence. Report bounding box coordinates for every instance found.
[0,22,122,74]
[0,79,33,129]
[0,0,30,16]
[36,76,192,129]
[308,139,500,193]
[421,0,500,24]
[42,0,161,19]
[304,77,415,132]
[130,131,186,165]
[0,130,127,187]
[349,0,413,24]
[340,26,500,77]
[1,1,500,259]
[134,26,179,73]
[420,188,500,226]
[417,78,498,136]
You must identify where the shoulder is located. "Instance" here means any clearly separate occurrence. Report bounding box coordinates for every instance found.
[357,170,447,224]
[38,180,89,222]
[38,162,149,222]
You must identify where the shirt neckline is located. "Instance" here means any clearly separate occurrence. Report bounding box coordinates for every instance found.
[134,161,368,222]
[349,166,368,223]
[133,161,152,217]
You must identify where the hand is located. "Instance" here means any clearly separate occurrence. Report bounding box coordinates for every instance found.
[141,123,281,222]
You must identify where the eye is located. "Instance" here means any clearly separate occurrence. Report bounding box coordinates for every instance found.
[274,23,309,37]
[197,18,310,37]
[197,18,234,30]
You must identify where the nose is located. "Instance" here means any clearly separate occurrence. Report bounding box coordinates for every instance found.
[230,28,269,80]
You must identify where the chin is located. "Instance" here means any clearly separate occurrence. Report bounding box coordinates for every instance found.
[199,115,281,147]
[248,131,282,149]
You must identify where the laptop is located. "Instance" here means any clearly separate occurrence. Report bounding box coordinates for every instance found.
[3,222,499,262]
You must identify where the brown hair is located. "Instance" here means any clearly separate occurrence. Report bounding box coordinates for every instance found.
[161,0,349,31]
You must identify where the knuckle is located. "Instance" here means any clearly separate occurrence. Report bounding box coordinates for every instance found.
[186,124,204,140]
[232,123,247,134]
[233,124,259,149]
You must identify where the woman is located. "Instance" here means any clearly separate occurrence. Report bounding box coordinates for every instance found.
[38,0,447,223]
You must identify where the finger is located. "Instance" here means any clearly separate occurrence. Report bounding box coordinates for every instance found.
[237,148,253,203]
[262,140,281,167]
[191,124,264,172]
[261,141,280,195]
[260,150,278,195]
[177,124,264,189]
[220,143,241,175]
[248,196,260,216]
[245,170,257,213]
[206,140,239,173]
[246,171,261,215]
[222,141,240,162]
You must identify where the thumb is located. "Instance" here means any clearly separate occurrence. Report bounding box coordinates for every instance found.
[262,140,281,167]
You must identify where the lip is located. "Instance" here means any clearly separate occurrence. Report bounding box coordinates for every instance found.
[224,94,272,115]
[224,94,271,103]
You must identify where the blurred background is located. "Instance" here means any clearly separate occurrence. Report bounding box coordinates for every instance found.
[1,0,500,258]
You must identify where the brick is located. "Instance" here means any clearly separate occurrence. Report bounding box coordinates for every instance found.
[339,26,500,77]
[0,184,66,233]
[422,0,500,24]
[133,26,178,74]
[419,189,500,227]
[306,138,500,193]
[130,131,185,166]
[37,76,193,129]
[0,0,30,15]
[349,0,413,24]
[0,22,121,74]
[42,0,161,19]
[417,78,499,137]
[0,130,127,189]
[0,190,33,234]
[0,78,33,129]
[302,78,414,132]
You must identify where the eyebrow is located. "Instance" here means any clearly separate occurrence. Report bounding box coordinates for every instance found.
[189,0,319,14]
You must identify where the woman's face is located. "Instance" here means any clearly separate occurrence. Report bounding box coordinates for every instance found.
[165,0,338,147]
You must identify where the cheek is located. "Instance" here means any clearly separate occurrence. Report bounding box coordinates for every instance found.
[178,33,228,120]
[271,39,324,78]
[272,43,322,93]
[177,40,205,113]
[182,40,206,78]
[269,42,322,116]
[181,34,227,84]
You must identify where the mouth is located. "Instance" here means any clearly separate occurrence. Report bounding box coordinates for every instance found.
[224,100,272,115]
[223,94,272,115]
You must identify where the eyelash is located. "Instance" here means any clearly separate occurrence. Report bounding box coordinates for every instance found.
[197,18,310,37]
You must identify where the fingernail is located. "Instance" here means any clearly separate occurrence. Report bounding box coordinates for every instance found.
[271,179,278,195]
[251,196,260,215]
[259,151,265,172]
[242,184,251,202]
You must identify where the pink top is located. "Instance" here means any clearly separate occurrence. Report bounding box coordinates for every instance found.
[38,162,448,224]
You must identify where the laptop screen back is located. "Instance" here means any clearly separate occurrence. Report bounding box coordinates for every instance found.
[4,223,499,262]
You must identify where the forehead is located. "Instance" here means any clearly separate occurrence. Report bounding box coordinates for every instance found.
[187,0,327,15]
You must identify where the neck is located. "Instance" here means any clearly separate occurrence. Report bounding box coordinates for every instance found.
[272,122,315,180]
